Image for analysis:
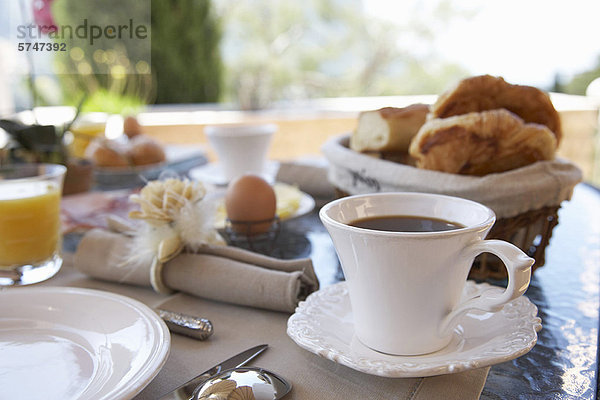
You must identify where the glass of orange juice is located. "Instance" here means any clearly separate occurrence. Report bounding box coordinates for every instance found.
[68,113,108,159]
[0,164,66,286]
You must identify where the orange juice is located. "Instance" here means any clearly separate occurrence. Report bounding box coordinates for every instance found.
[70,122,106,158]
[0,181,61,267]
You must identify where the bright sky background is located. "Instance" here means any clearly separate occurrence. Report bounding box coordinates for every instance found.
[364,0,600,89]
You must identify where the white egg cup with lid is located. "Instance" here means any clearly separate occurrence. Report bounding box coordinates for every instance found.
[205,123,276,183]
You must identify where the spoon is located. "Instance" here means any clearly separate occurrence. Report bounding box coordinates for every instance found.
[193,367,291,400]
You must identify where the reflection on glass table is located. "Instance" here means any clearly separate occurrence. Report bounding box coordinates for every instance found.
[61,182,599,399]
[276,184,599,399]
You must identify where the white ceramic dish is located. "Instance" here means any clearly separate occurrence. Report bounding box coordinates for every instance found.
[188,160,280,186]
[94,145,206,175]
[0,287,170,399]
[93,145,208,189]
[205,123,276,183]
[283,191,315,221]
[287,281,541,378]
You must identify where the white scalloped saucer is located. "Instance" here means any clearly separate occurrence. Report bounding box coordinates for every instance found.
[287,281,541,378]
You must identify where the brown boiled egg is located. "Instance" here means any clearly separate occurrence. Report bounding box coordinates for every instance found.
[225,174,276,235]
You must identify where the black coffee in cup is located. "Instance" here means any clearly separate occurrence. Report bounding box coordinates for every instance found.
[349,215,464,233]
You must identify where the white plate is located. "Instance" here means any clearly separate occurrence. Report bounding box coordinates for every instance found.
[0,287,170,400]
[94,145,207,175]
[285,191,315,220]
[287,281,541,378]
[94,145,207,176]
[188,160,280,186]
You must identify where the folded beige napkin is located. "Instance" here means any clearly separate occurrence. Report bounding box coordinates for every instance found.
[276,159,335,200]
[74,228,319,312]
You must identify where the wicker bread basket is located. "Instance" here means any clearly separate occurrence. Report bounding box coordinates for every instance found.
[323,134,582,281]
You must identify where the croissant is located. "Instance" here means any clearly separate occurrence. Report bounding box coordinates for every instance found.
[409,109,557,175]
[430,75,562,144]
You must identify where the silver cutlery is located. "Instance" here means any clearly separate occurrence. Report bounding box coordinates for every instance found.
[157,308,214,340]
[158,344,268,400]
[193,366,291,400]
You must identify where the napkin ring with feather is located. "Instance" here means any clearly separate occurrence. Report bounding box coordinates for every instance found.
[125,178,225,294]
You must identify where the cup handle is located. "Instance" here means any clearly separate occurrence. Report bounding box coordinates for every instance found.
[439,239,534,336]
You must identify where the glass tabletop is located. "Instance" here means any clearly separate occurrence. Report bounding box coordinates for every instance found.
[274,183,600,399]
[61,181,599,399]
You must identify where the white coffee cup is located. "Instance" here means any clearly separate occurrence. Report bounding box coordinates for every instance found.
[204,123,276,182]
[319,192,533,356]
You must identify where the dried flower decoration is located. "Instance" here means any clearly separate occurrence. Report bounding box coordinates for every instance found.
[129,178,206,225]
[125,178,225,293]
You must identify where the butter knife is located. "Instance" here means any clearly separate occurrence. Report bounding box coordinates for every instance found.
[158,344,269,400]
[157,309,214,341]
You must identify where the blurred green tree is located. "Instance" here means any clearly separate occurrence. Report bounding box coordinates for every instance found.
[561,55,600,95]
[216,0,470,109]
[151,0,223,103]
[50,0,222,110]
[51,0,153,113]
[48,0,470,110]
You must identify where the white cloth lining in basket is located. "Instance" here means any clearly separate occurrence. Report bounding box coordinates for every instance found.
[322,134,582,219]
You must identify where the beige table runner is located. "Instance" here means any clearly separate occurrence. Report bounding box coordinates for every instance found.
[47,255,489,400]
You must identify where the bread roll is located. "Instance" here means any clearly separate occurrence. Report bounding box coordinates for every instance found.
[351,104,430,153]
[409,109,557,175]
[128,135,166,166]
[88,142,130,167]
[430,75,562,143]
[123,116,142,139]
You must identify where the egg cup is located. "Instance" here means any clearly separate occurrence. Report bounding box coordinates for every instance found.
[223,216,281,254]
